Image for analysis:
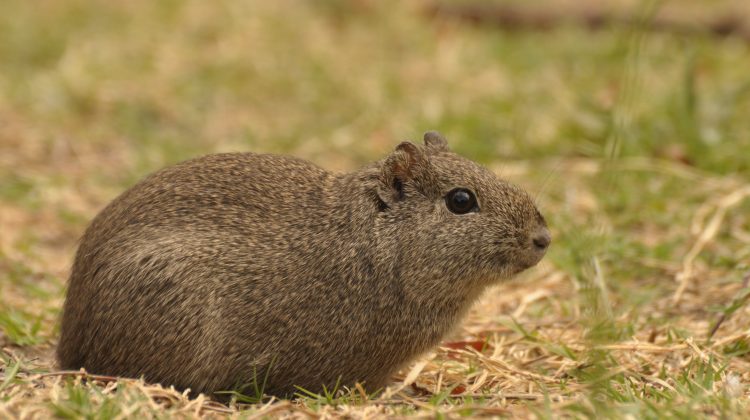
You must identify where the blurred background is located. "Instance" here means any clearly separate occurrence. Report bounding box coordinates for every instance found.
[1,0,750,416]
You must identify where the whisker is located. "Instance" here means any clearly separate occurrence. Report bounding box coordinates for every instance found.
[534,158,562,209]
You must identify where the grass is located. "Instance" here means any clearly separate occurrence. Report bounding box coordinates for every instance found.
[1,0,750,417]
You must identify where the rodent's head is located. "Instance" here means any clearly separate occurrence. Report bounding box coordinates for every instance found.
[373,131,550,294]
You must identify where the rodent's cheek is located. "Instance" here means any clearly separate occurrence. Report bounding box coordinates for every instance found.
[490,246,514,266]
[482,252,521,282]
[481,225,530,271]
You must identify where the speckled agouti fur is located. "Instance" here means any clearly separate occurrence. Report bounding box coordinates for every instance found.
[57,131,550,398]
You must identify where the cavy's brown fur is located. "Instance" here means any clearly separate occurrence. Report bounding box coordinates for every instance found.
[57,132,549,397]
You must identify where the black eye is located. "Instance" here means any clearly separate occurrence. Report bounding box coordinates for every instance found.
[445,188,478,214]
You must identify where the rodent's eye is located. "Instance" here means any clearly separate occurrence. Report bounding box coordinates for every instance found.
[445,188,478,214]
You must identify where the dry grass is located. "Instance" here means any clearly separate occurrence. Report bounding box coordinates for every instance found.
[2,0,750,418]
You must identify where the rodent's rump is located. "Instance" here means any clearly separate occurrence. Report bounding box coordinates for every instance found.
[57,131,550,398]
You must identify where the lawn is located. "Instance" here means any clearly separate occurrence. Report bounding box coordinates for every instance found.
[1,0,749,418]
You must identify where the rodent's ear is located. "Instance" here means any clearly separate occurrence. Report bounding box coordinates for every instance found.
[423,131,449,152]
[379,141,427,202]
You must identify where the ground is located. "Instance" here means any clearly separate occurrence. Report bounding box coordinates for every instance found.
[1,0,750,418]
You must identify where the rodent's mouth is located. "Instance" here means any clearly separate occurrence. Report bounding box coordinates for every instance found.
[511,250,546,274]
[489,259,533,280]
[522,253,546,270]
[490,243,547,278]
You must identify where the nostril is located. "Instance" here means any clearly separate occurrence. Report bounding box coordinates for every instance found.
[532,229,551,250]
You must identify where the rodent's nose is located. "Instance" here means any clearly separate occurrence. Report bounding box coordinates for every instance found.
[532,228,551,251]
[515,226,551,270]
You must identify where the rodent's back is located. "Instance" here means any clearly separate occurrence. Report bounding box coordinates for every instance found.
[82,153,332,241]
